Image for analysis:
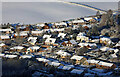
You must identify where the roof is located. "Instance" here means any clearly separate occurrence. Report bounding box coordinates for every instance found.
[100,47,114,51]
[72,19,84,23]
[0,43,5,47]
[58,65,73,70]
[78,32,86,36]
[28,37,37,41]
[10,46,24,50]
[43,34,51,39]
[56,50,71,56]
[71,69,84,74]
[84,17,93,21]
[36,58,50,62]
[78,43,97,47]
[98,61,114,67]
[20,55,33,59]
[0,29,11,32]
[70,40,77,44]
[115,41,120,47]
[86,59,100,64]
[45,38,56,44]
[5,55,17,58]
[100,37,111,41]
[71,55,84,60]
[0,35,10,39]
[32,31,43,34]
[58,33,66,38]
[36,23,45,27]
[48,62,61,67]
[55,22,67,26]
[28,46,40,50]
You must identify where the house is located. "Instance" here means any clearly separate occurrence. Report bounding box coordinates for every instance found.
[47,61,62,67]
[100,37,112,45]
[83,59,100,66]
[31,31,43,36]
[78,43,97,49]
[55,22,67,27]
[70,55,87,64]
[10,46,25,52]
[96,61,116,69]
[36,23,45,27]
[56,50,71,59]
[72,19,85,25]
[36,58,50,63]
[115,41,120,48]
[0,28,11,34]
[71,69,85,75]
[62,40,77,46]
[82,24,91,30]
[84,17,94,23]
[0,43,6,48]
[58,65,74,71]
[27,46,40,53]
[28,37,37,45]
[20,55,33,59]
[76,33,89,42]
[0,35,10,40]
[43,34,51,39]
[45,38,56,45]
[14,31,29,38]
[5,54,18,59]
[58,33,66,38]
[43,23,49,29]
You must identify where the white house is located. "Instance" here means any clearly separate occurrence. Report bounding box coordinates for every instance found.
[58,33,66,38]
[45,38,56,45]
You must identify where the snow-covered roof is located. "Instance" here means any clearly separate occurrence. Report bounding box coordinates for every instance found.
[20,55,33,59]
[78,43,97,47]
[72,19,84,23]
[48,62,61,67]
[58,65,73,70]
[86,59,100,64]
[0,43,5,47]
[43,34,51,39]
[36,58,50,62]
[0,35,10,39]
[84,17,93,21]
[32,31,43,34]
[10,46,24,50]
[70,40,77,44]
[56,50,71,56]
[0,53,5,57]
[71,55,84,60]
[115,41,120,47]
[78,32,86,36]
[58,33,66,38]
[98,61,114,67]
[5,55,17,58]
[100,37,111,41]
[36,23,45,27]
[82,24,91,28]
[100,47,114,51]
[28,37,37,41]
[0,29,11,32]
[45,38,56,44]
[28,46,40,50]
[71,69,84,74]
[55,22,67,26]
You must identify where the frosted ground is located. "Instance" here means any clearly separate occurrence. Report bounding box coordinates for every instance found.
[2,1,118,24]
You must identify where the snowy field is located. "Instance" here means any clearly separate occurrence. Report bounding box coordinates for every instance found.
[2,2,97,24]
[2,1,118,24]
